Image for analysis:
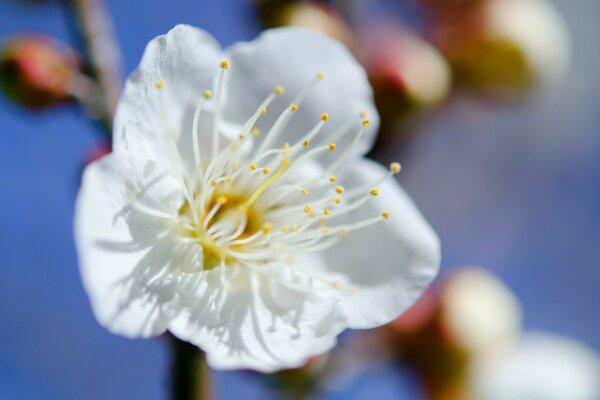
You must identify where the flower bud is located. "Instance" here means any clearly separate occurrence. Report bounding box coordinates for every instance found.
[0,35,79,109]
[383,267,522,399]
[430,0,570,97]
[256,1,354,48]
[359,22,450,129]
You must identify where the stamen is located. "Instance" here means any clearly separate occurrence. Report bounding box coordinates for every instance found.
[240,86,283,137]
[256,103,297,155]
[203,201,222,231]
[346,161,400,199]
[239,158,291,212]
[390,162,402,174]
[192,89,212,173]
[327,122,367,175]
[212,61,229,158]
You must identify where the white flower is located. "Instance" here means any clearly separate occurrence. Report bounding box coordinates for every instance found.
[470,333,600,400]
[75,25,440,372]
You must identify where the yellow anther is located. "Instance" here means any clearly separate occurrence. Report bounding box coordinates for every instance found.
[322,226,330,234]
[323,209,332,216]
[225,175,233,183]
[155,79,165,89]
[316,71,325,80]
[302,140,309,148]
[303,206,312,214]
[382,211,391,220]
[290,104,298,112]
[203,89,212,99]
[274,85,285,96]
[216,196,228,205]
[300,187,309,195]
[251,127,261,137]
[282,226,290,233]
[329,176,337,183]
[292,225,299,232]
[220,60,229,69]
[328,143,336,151]
[335,186,344,194]
[390,162,402,174]
[282,142,290,151]
[262,167,270,175]
[262,222,272,234]
[260,107,267,116]
[370,188,379,196]
[211,180,218,187]
[334,197,342,204]
[362,119,370,127]
[360,110,368,118]
[238,133,246,140]
[249,163,258,170]
[321,113,329,121]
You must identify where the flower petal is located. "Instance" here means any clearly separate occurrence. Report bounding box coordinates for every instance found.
[224,28,378,157]
[75,153,185,337]
[169,259,346,372]
[317,158,440,328]
[113,25,222,165]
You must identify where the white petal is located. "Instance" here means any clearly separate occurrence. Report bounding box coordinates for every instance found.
[113,25,222,166]
[75,153,186,337]
[471,332,600,400]
[318,158,440,328]
[169,260,346,372]
[224,28,378,157]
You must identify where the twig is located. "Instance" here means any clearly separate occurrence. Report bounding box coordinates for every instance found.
[62,0,124,137]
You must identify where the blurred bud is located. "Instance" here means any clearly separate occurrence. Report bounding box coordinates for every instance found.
[255,1,354,48]
[470,333,600,400]
[383,267,521,399]
[430,0,571,96]
[440,268,521,355]
[417,0,488,12]
[0,34,79,109]
[359,22,451,131]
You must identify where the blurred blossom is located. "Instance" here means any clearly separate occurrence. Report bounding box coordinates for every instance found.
[0,34,79,109]
[75,25,440,371]
[255,0,354,48]
[358,22,451,131]
[470,333,600,400]
[430,0,571,96]
[383,267,521,399]
[440,268,521,355]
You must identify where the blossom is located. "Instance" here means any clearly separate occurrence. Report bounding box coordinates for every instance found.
[470,333,600,400]
[75,25,440,371]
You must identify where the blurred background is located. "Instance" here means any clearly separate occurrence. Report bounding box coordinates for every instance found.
[1,0,599,399]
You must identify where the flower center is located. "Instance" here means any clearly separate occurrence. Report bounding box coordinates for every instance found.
[148,60,400,274]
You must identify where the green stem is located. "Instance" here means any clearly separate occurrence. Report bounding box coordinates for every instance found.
[170,336,211,400]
